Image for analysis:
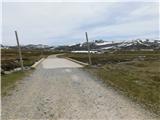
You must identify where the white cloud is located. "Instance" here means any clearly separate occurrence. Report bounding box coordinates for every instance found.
[89,19,158,38]
[2,2,112,45]
[2,0,159,2]
[2,2,159,45]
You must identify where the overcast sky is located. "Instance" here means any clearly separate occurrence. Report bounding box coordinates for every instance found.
[2,2,159,46]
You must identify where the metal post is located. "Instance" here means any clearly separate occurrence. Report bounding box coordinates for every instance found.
[15,30,24,71]
[85,32,92,65]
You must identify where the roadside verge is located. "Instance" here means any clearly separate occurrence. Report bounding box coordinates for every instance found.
[65,57,89,66]
[31,58,45,68]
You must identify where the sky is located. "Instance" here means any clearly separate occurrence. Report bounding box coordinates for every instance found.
[2,1,159,46]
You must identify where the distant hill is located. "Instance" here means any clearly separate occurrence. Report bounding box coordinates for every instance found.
[1,44,54,50]
[55,39,160,51]
[1,39,160,51]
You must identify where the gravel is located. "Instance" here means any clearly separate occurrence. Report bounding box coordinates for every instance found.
[2,55,158,120]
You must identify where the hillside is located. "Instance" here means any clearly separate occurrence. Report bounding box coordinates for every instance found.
[55,39,160,51]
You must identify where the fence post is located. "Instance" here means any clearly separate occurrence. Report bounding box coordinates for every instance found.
[85,32,92,65]
[15,30,24,71]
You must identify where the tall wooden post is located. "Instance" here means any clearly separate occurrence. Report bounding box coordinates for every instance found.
[85,32,92,65]
[15,30,24,71]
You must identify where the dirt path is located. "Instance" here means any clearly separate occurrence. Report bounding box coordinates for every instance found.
[2,55,158,120]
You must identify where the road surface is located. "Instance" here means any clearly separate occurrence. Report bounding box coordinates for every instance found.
[2,55,158,120]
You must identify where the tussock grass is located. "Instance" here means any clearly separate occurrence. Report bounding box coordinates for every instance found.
[92,61,160,115]
[1,49,59,96]
[1,70,32,96]
[65,51,160,115]
[1,49,55,71]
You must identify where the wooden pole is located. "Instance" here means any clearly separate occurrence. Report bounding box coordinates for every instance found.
[15,30,24,71]
[85,32,92,65]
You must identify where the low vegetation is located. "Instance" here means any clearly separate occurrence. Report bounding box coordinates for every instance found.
[1,49,56,71]
[64,51,160,65]
[1,48,57,96]
[64,51,160,115]
[1,70,32,96]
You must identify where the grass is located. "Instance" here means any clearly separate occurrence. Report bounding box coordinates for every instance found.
[1,48,60,96]
[1,49,57,71]
[90,61,160,115]
[64,51,160,115]
[1,70,32,96]
[64,51,160,65]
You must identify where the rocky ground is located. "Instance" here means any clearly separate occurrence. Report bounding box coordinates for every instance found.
[2,55,158,120]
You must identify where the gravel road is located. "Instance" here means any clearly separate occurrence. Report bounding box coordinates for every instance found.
[2,55,158,120]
